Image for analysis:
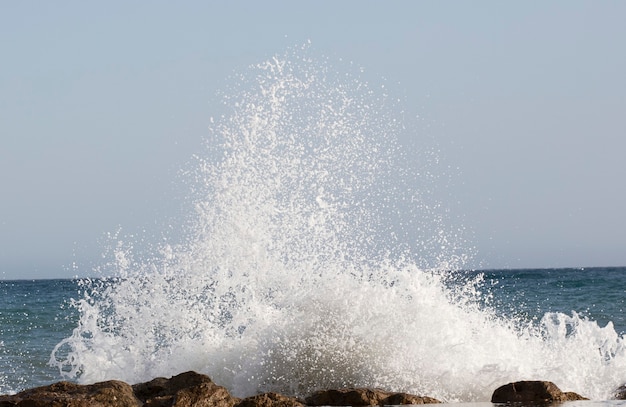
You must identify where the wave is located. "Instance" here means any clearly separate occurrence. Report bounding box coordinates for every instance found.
[50,46,626,402]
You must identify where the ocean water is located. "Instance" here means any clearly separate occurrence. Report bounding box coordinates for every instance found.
[0,279,79,393]
[3,47,626,402]
[1,269,625,400]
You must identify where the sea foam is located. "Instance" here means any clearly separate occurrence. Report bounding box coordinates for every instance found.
[51,47,626,402]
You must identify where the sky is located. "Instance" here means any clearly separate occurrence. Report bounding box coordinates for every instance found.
[1,1,625,279]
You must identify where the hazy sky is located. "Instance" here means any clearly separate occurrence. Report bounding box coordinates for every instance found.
[2,1,625,279]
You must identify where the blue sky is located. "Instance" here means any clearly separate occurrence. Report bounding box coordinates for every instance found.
[2,1,625,279]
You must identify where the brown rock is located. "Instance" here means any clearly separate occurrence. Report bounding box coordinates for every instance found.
[563,391,587,401]
[305,388,440,406]
[0,371,240,407]
[305,388,381,406]
[132,377,171,402]
[491,381,587,403]
[0,372,445,407]
[0,380,141,407]
[612,384,626,400]
[382,392,440,405]
[237,392,305,407]
[132,371,239,407]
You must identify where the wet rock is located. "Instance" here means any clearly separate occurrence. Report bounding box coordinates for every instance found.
[563,391,587,401]
[382,392,441,405]
[0,371,239,407]
[305,388,441,406]
[237,392,305,407]
[612,384,626,399]
[0,379,141,407]
[132,371,239,407]
[491,381,587,403]
[0,372,444,407]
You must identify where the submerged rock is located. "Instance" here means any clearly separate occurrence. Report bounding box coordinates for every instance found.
[305,388,441,405]
[491,380,587,403]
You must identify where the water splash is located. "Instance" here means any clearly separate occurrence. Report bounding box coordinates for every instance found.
[50,47,626,401]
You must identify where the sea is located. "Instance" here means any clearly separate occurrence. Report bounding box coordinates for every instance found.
[1,268,626,402]
[2,46,626,404]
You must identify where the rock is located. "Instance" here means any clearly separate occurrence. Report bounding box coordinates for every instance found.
[305,388,381,406]
[563,391,587,401]
[305,388,440,406]
[132,371,239,407]
[0,371,239,407]
[0,380,141,407]
[0,372,444,407]
[491,381,587,403]
[236,392,305,407]
[382,392,441,405]
[612,384,626,399]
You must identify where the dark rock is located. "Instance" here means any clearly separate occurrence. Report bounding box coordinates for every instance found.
[612,384,626,400]
[132,371,239,407]
[382,392,441,405]
[237,392,305,407]
[132,377,171,402]
[0,371,239,407]
[491,381,587,403]
[305,388,440,406]
[0,372,444,407]
[305,388,381,406]
[0,380,141,407]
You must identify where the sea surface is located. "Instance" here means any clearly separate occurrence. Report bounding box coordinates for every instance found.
[2,47,626,403]
[2,267,625,401]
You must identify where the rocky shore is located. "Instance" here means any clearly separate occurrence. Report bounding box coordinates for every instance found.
[0,371,597,406]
